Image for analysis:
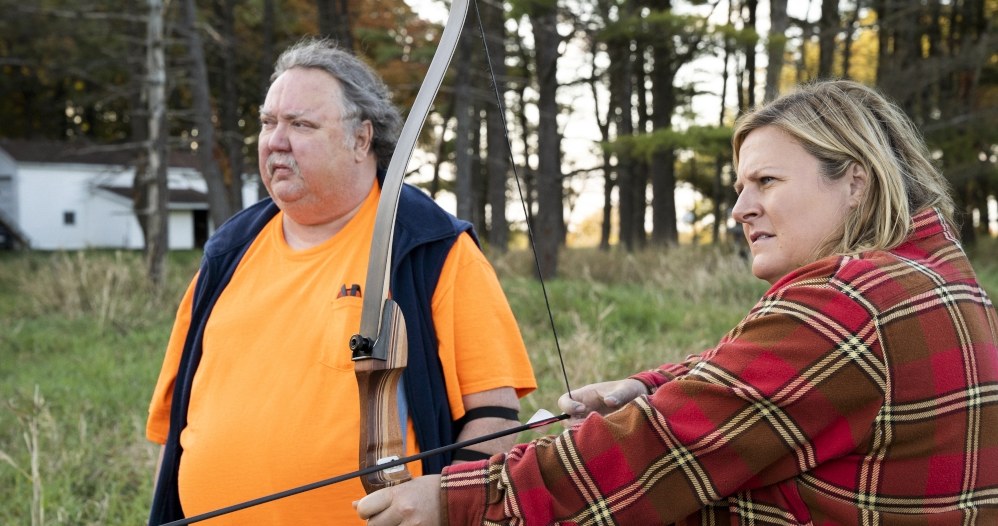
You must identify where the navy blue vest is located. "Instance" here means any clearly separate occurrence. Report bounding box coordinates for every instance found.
[149,183,475,524]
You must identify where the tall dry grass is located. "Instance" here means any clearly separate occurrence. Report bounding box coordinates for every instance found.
[1,238,994,523]
[490,245,768,425]
[0,251,199,525]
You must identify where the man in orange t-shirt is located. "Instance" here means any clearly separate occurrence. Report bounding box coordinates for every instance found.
[146,37,536,525]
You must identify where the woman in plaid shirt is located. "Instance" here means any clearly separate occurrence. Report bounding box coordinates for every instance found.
[357,80,998,525]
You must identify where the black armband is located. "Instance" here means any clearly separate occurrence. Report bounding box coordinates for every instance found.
[451,448,494,462]
[455,406,520,428]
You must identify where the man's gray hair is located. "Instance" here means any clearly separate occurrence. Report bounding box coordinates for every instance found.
[271,37,402,169]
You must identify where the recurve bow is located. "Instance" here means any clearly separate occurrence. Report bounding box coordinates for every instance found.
[347,0,471,494]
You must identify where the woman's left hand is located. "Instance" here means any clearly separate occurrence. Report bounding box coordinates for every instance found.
[354,475,443,525]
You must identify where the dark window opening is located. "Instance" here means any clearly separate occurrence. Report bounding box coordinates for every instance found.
[193,209,209,249]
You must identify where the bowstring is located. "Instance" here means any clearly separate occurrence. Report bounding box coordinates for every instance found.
[471,0,574,401]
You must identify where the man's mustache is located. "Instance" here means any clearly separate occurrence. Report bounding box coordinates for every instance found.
[266,154,299,176]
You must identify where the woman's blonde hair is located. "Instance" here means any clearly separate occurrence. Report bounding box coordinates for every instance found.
[732,80,956,256]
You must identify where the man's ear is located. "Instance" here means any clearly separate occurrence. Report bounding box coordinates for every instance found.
[848,162,869,208]
[353,120,374,162]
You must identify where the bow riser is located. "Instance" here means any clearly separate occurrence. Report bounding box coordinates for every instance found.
[354,298,412,493]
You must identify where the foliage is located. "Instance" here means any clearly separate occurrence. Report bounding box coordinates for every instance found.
[0,0,143,141]
[0,0,995,274]
[606,124,732,160]
[0,0,441,148]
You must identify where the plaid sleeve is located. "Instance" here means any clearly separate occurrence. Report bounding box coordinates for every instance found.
[443,275,888,524]
[630,357,696,390]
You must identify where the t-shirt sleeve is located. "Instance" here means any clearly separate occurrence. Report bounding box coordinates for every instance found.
[145,274,198,444]
[432,233,537,419]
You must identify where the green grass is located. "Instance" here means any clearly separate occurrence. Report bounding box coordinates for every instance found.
[0,251,200,525]
[1,239,995,524]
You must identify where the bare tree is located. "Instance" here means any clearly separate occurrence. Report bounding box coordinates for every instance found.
[579,13,616,251]
[875,0,996,245]
[215,0,246,219]
[454,14,477,226]
[817,0,839,78]
[609,3,638,251]
[741,0,759,110]
[764,0,788,102]
[530,6,563,278]
[713,0,736,244]
[317,0,353,50]
[508,30,537,233]
[482,0,510,252]
[841,0,862,78]
[181,0,235,230]
[136,0,169,286]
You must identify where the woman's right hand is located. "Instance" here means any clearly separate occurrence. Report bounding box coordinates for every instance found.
[557,379,649,425]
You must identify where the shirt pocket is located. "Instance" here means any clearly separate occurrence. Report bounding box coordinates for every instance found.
[318,297,364,371]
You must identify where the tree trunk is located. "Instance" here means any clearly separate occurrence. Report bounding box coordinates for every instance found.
[530,8,563,278]
[472,108,487,235]
[742,0,758,109]
[317,0,353,50]
[216,0,246,217]
[841,0,862,78]
[764,0,787,102]
[818,0,839,78]
[650,33,678,247]
[257,0,276,201]
[181,0,234,230]
[714,0,734,245]
[587,33,615,251]
[429,105,454,199]
[634,48,649,250]
[454,15,476,224]
[609,31,636,251]
[482,0,509,252]
[509,32,536,227]
[138,0,169,287]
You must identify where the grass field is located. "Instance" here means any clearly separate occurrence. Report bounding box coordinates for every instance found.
[1,239,995,524]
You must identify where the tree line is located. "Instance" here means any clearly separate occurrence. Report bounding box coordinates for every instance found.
[0,0,994,282]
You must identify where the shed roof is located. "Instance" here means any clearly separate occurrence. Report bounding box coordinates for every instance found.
[0,138,201,169]
[97,185,209,207]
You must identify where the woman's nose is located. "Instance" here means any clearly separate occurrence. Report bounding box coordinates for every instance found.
[731,190,758,224]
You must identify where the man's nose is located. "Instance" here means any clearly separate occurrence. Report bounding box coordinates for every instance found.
[265,123,291,151]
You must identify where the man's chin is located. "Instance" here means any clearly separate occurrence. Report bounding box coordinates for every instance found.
[270,186,305,205]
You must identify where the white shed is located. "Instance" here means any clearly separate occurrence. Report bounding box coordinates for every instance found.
[0,139,259,250]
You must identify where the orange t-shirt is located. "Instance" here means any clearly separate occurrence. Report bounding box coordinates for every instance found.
[146,186,536,524]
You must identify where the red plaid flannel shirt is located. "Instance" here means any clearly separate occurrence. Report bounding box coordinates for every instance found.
[442,209,998,525]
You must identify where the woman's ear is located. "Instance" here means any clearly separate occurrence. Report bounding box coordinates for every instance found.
[848,163,869,209]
